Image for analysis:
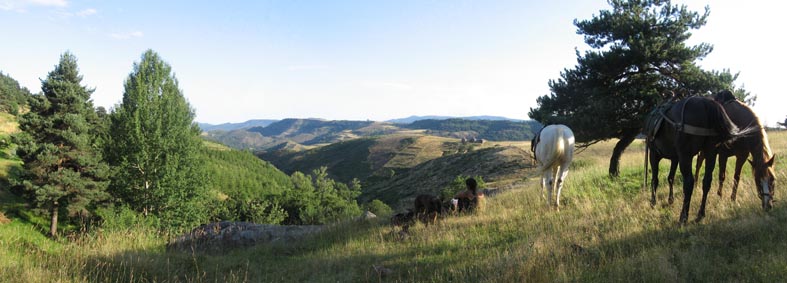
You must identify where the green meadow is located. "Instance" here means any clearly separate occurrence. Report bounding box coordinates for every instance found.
[2,129,785,282]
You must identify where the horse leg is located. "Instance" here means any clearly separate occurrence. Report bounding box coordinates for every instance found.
[649,152,662,207]
[542,170,553,208]
[694,152,704,190]
[555,164,569,211]
[678,154,695,224]
[540,173,547,201]
[696,150,717,222]
[667,159,678,205]
[549,166,560,211]
[731,156,746,201]
[717,154,728,198]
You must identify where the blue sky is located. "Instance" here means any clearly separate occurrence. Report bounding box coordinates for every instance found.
[1,0,784,125]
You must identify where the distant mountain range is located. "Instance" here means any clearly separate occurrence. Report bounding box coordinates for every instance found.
[200,117,541,152]
[386,115,524,124]
[198,119,278,132]
[199,115,525,131]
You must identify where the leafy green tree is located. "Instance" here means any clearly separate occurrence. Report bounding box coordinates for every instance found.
[280,168,362,225]
[106,50,207,232]
[529,0,747,176]
[13,52,109,237]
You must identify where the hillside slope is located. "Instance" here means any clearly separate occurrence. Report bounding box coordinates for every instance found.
[206,118,540,151]
[248,119,376,145]
[257,134,467,183]
[198,119,278,132]
[3,132,783,282]
[363,145,534,209]
[259,133,535,209]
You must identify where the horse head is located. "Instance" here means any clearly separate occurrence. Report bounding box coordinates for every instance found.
[752,154,776,210]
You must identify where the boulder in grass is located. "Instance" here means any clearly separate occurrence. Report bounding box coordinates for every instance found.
[167,221,324,254]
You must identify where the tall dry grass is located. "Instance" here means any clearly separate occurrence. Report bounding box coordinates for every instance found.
[1,131,785,282]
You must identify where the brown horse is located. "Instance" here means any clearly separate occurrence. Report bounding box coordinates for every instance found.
[645,95,745,223]
[414,194,442,226]
[693,90,776,210]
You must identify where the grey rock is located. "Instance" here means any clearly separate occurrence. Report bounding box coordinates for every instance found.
[167,222,324,253]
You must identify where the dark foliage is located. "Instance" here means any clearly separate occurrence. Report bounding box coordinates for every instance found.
[404,119,542,141]
[0,72,32,115]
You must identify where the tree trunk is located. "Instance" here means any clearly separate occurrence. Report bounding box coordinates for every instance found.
[608,131,639,177]
[50,202,59,238]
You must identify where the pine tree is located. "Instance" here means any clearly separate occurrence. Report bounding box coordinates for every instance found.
[529,0,747,176]
[106,50,207,231]
[13,52,109,237]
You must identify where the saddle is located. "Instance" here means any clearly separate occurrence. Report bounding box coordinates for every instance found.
[644,96,719,140]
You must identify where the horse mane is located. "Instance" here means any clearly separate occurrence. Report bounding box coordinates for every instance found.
[724,99,773,159]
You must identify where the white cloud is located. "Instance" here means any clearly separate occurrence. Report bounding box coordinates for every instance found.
[75,8,95,17]
[110,31,144,40]
[28,0,66,6]
[1,0,67,11]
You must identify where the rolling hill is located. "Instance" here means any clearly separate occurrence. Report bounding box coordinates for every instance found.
[387,115,525,124]
[205,117,541,151]
[198,119,278,132]
[258,132,535,209]
[403,118,542,141]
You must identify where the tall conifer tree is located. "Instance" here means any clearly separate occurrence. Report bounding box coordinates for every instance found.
[529,0,747,176]
[106,50,206,231]
[14,52,109,237]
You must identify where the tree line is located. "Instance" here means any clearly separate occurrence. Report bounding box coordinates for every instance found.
[5,50,373,237]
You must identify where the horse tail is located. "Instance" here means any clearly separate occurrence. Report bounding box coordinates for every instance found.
[555,126,566,164]
[537,126,565,173]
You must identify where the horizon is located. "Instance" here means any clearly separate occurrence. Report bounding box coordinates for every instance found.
[2,0,785,126]
[197,114,529,125]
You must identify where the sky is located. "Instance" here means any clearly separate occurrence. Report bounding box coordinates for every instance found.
[1,0,785,126]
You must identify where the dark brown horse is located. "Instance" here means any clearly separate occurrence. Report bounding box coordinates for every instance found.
[693,91,776,210]
[645,95,743,223]
[414,194,442,226]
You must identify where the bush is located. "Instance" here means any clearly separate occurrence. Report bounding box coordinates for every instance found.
[363,199,393,217]
[95,205,159,232]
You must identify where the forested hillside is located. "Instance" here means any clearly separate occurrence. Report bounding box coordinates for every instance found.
[258,133,535,210]
[248,118,374,145]
[0,72,31,115]
[205,117,542,151]
[1,52,370,239]
[403,118,542,141]
[198,119,278,132]
[200,142,366,225]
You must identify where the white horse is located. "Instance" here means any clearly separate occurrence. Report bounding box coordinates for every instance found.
[533,124,575,210]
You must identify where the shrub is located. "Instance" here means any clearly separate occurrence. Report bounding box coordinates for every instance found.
[363,199,393,217]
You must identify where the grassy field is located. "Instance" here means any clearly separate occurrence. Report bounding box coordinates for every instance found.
[0,130,785,282]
